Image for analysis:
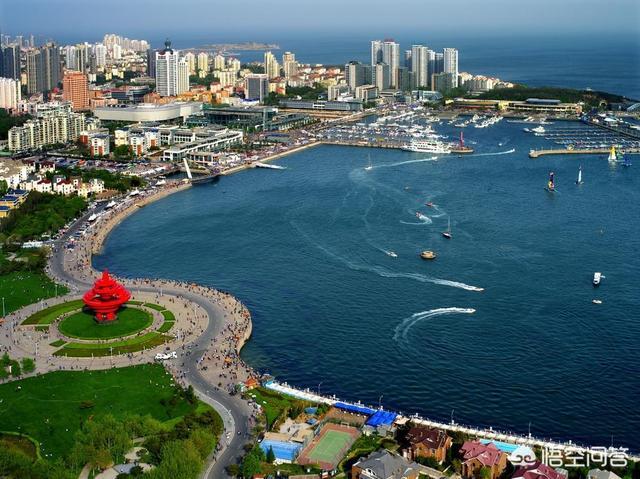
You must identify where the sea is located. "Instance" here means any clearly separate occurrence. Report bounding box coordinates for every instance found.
[95,120,640,451]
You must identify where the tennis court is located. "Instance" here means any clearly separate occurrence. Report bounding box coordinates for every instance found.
[297,423,360,470]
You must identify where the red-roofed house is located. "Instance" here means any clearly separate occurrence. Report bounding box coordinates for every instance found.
[513,461,567,479]
[460,441,508,479]
[402,425,452,463]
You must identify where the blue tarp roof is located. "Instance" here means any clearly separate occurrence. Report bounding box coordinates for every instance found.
[366,410,397,427]
[304,407,318,415]
[334,402,376,416]
[260,439,302,462]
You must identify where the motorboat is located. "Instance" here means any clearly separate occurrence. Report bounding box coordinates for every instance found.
[420,250,437,260]
[402,139,451,154]
[387,251,398,258]
[442,217,452,239]
[593,272,602,286]
[545,171,556,192]
[425,202,434,207]
[592,299,603,305]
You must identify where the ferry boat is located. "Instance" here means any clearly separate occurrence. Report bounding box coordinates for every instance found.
[402,139,451,154]
[420,250,437,260]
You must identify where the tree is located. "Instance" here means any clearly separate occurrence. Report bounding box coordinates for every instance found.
[189,429,215,460]
[146,439,202,479]
[0,180,7,196]
[70,415,132,471]
[266,445,276,464]
[479,466,492,479]
[20,357,35,373]
[113,144,133,159]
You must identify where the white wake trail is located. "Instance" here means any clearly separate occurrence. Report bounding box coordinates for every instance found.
[373,156,438,169]
[393,307,476,341]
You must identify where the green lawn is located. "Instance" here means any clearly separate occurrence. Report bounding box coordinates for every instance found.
[53,332,170,357]
[0,364,195,459]
[144,303,166,312]
[58,307,153,340]
[308,430,354,463]
[0,272,69,315]
[161,310,175,321]
[157,321,175,333]
[49,340,66,347]
[246,387,308,430]
[22,300,84,325]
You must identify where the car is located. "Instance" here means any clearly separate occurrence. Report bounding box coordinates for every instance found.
[154,351,177,361]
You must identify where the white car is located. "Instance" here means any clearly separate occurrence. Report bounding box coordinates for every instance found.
[154,351,177,361]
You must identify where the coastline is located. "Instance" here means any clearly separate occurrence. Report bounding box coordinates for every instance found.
[221,140,321,176]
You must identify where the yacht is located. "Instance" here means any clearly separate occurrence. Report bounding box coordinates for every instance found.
[593,272,602,286]
[532,126,546,134]
[420,250,437,260]
[387,251,398,258]
[402,139,451,154]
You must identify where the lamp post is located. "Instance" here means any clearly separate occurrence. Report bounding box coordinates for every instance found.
[379,394,383,409]
[318,381,323,397]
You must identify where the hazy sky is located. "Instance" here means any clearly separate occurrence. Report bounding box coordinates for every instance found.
[2,0,639,43]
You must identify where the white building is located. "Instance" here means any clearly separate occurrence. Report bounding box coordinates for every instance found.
[213,54,226,70]
[264,51,280,79]
[443,48,459,88]
[282,52,298,79]
[411,45,430,88]
[183,52,196,75]
[217,70,238,87]
[177,58,190,94]
[0,159,35,189]
[94,43,107,67]
[0,77,21,110]
[197,52,209,73]
[156,40,179,97]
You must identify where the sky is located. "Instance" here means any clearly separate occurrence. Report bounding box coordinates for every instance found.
[1,0,639,44]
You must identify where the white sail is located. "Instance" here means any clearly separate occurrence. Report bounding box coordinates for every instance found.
[608,146,617,162]
[577,167,582,184]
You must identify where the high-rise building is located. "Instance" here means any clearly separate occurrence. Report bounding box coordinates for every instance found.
[228,58,241,72]
[435,52,444,74]
[26,43,61,94]
[197,52,209,73]
[75,43,90,73]
[184,52,196,75]
[431,72,455,93]
[112,43,122,59]
[373,62,391,92]
[0,78,21,109]
[94,44,107,68]
[177,58,190,94]
[371,40,384,65]
[146,49,157,77]
[372,40,400,88]
[64,45,77,70]
[404,50,412,69]
[155,40,178,97]
[8,103,86,151]
[443,48,459,88]
[410,45,430,88]
[245,73,268,102]
[345,61,373,91]
[396,67,413,92]
[213,54,226,70]
[62,71,89,110]
[282,51,297,79]
[1,45,20,80]
[264,51,280,79]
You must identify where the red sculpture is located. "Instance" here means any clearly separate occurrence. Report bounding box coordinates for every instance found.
[82,270,131,322]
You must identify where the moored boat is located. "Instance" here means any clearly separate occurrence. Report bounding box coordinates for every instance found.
[593,272,602,286]
[420,250,437,260]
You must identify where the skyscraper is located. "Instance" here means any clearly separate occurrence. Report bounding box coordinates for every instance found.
[94,44,107,68]
[411,45,430,88]
[345,61,372,91]
[26,43,61,94]
[263,51,279,79]
[75,43,90,73]
[373,62,391,91]
[213,54,226,70]
[372,39,400,88]
[443,48,459,88]
[62,71,89,110]
[184,52,196,75]
[177,58,190,94]
[0,78,21,109]
[146,49,157,78]
[282,52,297,79]
[64,45,77,70]
[1,45,20,80]
[371,40,384,65]
[155,40,178,97]
[245,74,268,102]
[197,52,209,73]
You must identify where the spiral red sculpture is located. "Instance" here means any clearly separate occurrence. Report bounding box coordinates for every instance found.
[82,270,131,322]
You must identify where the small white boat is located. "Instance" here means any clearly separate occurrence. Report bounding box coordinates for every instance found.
[364,153,373,171]
[593,272,602,286]
[88,214,98,222]
[592,299,603,305]
[387,251,398,258]
[532,126,546,134]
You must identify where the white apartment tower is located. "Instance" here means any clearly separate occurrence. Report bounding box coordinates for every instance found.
[156,40,178,97]
[411,45,430,88]
[0,78,21,110]
[177,58,190,94]
[443,48,459,88]
[264,51,280,79]
[282,52,298,79]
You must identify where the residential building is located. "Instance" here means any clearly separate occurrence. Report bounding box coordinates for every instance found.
[177,58,190,94]
[245,73,269,102]
[282,51,298,79]
[443,48,459,88]
[264,51,280,79]
[327,84,351,101]
[345,61,372,91]
[432,72,455,93]
[89,134,110,157]
[183,52,196,75]
[0,190,29,218]
[459,441,508,479]
[0,159,35,189]
[371,40,400,88]
[94,43,107,67]
[373,62,391,92]
[402,425,452,463]
[513,462,567,479]
[217,70,237,87]
[355,84,378,102]
[411,45,430,88]
[213,54,226,70]
[2,45,21,80]
[62,71,89,110]
[0,77,21,109]
[197,52,209,73]
[352,449,421,479]
[155,40,178,97]
[146,48,158,77]
[26,43,61,94]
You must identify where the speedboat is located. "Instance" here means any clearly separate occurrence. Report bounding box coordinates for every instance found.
[420,250,436,260]
[593,272,602,286]
[426,202,434,207]
[387,251,398,258]
[592,299,603,305]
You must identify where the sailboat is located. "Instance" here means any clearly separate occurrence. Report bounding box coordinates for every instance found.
[576,165,584,185]
[545,171,556,192]
[442,217,452,239]
[364,153,373,171]
[607,146,617,163]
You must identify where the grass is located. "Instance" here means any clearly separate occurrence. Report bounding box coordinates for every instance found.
[246,387,304,430]
[49,340,66,347]
[0,432,39,459]
[21,300,84,325]
[0,364,196,459]
[144,302,166,311]
[58,307,153,340]
[53,332,171,357]
[161,310,175,321]
[0,272,69,315]
[157,321,175,333]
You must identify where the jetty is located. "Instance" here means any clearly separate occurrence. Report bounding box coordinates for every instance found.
[264,380,640,460]
[529,147,640,158]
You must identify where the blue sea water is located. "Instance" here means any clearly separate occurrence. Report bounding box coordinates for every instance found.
[95,121,640,450]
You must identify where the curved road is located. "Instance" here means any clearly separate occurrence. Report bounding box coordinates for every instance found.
[48,204,252,478]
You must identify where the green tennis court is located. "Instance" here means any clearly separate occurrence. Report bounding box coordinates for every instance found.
[306,430,353,463]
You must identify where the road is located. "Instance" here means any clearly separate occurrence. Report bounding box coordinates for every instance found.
[47,197,253,478]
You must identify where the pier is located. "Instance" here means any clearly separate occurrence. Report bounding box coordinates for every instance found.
[529,147,640,158]
[265,380,640,460]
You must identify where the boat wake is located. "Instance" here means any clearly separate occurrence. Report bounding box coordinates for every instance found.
[401,212,432,225]
[373,156,438,169]
[393,307,476,341]
[469,148,516,157]
[291,222,484,292]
